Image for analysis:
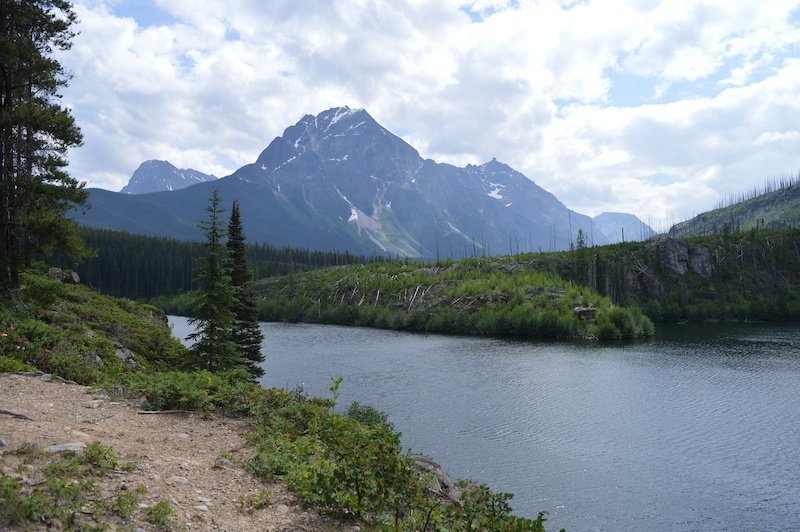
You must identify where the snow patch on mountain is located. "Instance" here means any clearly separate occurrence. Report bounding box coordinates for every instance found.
[487,183,505,200]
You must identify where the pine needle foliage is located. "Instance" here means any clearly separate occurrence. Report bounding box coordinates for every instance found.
[187,190,240,371]
[226,200,265,379]
[0,0,91,290]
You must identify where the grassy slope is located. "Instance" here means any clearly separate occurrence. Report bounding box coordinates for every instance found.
[670,183,800,237]
[0,267,184,382]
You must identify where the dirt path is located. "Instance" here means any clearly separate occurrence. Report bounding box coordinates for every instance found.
[0,373,350,531]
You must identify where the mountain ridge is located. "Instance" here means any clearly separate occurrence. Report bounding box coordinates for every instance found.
[120,160,216,194]
[76,106,608,257]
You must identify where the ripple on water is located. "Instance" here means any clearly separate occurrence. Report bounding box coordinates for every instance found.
[168,317,800,532]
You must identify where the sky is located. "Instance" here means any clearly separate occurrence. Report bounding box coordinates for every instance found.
[59,0,800,229]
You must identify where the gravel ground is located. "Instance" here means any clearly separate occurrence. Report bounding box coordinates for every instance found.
[0,373,351,531]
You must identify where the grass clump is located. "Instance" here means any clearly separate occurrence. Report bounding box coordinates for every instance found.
[0,442,144,530]
[145,501,174,529]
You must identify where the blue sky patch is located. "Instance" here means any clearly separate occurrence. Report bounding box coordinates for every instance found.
[112,0,176,28]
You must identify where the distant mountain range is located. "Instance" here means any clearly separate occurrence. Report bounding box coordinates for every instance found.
[593,212,656,244]
[76,107,656,257]
[670,179,800,237]
[120,160,216,194]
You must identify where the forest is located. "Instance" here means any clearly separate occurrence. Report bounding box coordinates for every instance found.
[52,227,383,299]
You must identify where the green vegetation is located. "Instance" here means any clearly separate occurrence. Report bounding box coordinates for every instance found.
[0,268,556,529]
[0,441,169,530]
[670,174,800,237]
[249,256,653,339]
[0,0,90,290]
[0,267,184,385]
[227,200,266,378]
[53,227,382,300]
[188,190,241,372]
[549,228,800,323]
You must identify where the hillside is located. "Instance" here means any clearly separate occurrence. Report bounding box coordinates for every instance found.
[234,258,654,340]
[72,106,607,258]
[670,179,800,237]
[546,229,800,322]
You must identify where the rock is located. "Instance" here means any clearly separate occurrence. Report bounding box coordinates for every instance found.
[176,433,190,440]
[61,271,80,284]
[166,475,190,485]
[86,400,103,409]
[688,244,714,277]
[0,438,7,448]
[276,504,291,514]
[657,238,714,278]
[114,345,142,368]
[82,352,102,366]
[45,442,86,455]
[194,505,209,512]
[138,503,149,509]
[194,497,210,503]
[71,430,92,439]
[573,306,597,320]
[411,455,461,503]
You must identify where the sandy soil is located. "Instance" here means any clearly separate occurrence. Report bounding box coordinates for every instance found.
[0,373,352,531]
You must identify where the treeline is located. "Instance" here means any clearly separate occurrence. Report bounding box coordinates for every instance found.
[53,227,383,299]
[713,172,800,211]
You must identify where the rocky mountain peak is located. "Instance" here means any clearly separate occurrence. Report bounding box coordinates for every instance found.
[120,160,215,194]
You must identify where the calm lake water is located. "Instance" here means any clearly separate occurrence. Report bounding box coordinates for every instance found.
[169,317,800,531]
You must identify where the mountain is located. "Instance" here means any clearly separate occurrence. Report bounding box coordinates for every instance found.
[74,106,608,257]
[593,212,656,243]
[670,180,800,238]
[120,160,216,194]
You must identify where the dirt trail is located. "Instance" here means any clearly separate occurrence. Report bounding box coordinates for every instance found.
[0,373,349,531]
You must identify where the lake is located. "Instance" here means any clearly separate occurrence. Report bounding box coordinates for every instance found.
[169,317,800,531]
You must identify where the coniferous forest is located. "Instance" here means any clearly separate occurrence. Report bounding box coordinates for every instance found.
[53,227,383,299]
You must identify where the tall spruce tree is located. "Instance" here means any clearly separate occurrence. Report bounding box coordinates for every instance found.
[0,1,90,290]
[187,190,240,372]
[226,200,265,379]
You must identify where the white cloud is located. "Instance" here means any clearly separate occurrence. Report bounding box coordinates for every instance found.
[60,0,800,226]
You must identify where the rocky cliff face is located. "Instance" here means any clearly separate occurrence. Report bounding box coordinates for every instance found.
[655,238,714,277]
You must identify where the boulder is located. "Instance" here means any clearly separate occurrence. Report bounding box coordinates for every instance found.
[45,442,86,455]
[412,455,462,503]
[61,271,80,284]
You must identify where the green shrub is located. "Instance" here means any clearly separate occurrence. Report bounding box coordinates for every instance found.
[345,401,395,433]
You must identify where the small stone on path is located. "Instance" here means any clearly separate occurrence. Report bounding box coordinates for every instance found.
[194,505,209,512]
[276,504,290,514]
[166,475,190,485]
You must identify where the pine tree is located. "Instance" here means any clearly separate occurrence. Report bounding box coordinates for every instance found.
[0,1,90,289]
[187,190,240,372]
[226,200,265,379]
